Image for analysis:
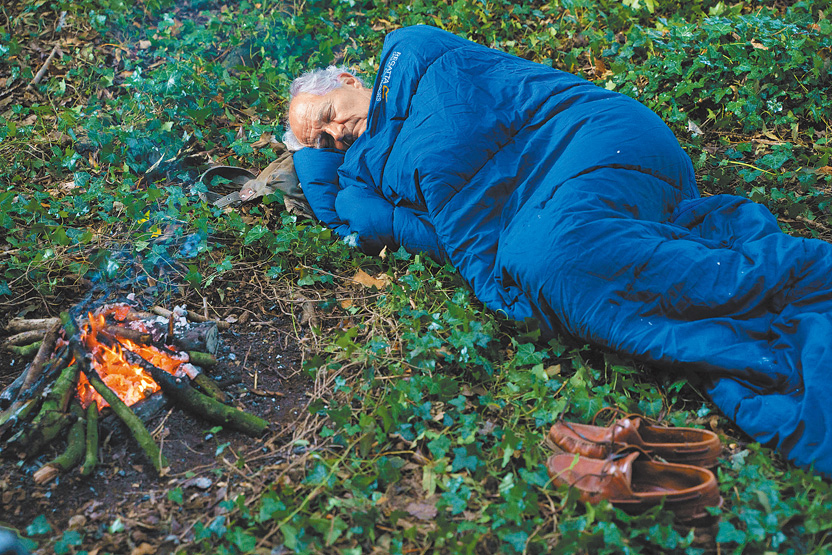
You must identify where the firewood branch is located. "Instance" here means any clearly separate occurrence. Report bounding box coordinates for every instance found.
[72,341,169,475]
[120,345,268,436]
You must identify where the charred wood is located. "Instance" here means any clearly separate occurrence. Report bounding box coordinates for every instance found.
[0,399,37,443]
[101,325,152,345]
[142,321,219,355]
[99,393,170,442]
[21,320,62,395]
[121,346,268,436]
[151,305,231,330]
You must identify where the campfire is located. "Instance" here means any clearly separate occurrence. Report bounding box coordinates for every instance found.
[0,303,267,484]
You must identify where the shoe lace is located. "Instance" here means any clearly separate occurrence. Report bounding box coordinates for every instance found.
[555,417,629,453]
[590,406,666,427]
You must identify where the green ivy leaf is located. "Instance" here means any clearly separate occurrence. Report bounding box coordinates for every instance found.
[25,515,52,537]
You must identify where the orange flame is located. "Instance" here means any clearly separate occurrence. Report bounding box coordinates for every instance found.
[76,309,186,409]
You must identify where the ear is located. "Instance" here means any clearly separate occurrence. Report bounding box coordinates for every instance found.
[339,73,363,89]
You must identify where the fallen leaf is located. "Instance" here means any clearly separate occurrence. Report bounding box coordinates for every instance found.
[251,132,274,149]
[687,119,704,136]
[340,298,353,309]
[593,55,607,76]
[750,40,768,50]
[545,364,561,377]
[138,40,151,50]
[352,269,390,289]
[68,515,87,529]
[817,166,832,176]
[182,476,212,489]
[406,501,438,520]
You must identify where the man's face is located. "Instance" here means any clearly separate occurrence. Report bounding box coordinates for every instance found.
[288,74,372,150]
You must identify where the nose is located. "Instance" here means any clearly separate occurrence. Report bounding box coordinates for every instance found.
[324,122,349,149]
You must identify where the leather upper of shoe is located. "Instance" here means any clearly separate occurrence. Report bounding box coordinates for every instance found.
[547,450,723,524]
[550,416,722,468]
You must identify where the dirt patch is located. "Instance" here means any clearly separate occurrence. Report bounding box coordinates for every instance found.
[0,313,312,553]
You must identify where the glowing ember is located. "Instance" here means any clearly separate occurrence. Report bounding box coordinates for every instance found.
[77,309,187,409]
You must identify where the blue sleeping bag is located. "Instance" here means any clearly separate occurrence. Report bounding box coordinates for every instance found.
[294,25,832,476]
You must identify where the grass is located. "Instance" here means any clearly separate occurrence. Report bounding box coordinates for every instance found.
[2,0,832,553]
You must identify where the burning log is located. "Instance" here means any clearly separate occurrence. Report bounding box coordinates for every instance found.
[120,345,267,436]
[73,340,169,475]
[102,325,152,345]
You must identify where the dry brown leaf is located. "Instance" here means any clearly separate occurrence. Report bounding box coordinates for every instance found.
[251,132,273,149]
[594,56,607,76]
[340,298,353,309]
[352,269,390,289]
[750,40,769,50]
[405,501,438,520]
[817,166,832,176]
[131,542,155,555]
[138,40,151,50]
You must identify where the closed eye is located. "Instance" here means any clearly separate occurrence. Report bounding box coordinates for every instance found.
[317,132,335,149]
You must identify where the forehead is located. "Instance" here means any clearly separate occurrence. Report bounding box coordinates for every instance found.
[288,92,328,146]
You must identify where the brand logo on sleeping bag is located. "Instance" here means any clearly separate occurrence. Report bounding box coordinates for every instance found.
[376,51,401,102]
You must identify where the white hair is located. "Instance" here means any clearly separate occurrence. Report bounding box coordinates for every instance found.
[282,65,366,151]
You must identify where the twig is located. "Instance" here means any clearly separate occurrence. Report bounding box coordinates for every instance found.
[27,44,62,89]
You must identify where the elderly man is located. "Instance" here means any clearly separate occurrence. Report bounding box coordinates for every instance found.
[283,24,832,481]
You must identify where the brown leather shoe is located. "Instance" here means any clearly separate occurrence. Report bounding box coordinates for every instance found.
[547,450,723,525]
[549,415,722,468]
